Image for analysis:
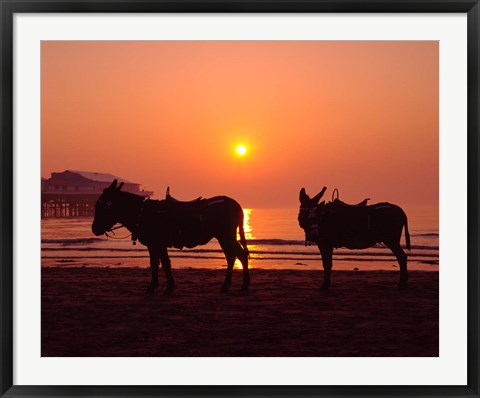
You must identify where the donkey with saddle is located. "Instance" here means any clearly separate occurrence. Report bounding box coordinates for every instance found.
[298,187,410,289]
[92,180,249,294]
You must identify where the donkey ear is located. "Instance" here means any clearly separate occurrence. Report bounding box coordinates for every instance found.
[108,179,117,190]
[312,186,327,203]
[299,188,307,203]
[166,186,170,198]
[117,182,124,191]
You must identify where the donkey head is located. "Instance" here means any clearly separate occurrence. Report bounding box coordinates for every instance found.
[298,187,327,243]
[91,179,124,236]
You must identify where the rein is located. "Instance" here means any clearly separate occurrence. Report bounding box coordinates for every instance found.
[110,224,125,232]
[105,224,132,241]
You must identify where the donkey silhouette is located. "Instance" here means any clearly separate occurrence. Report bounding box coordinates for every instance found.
[92,180,249,294]
[298,187,410,290]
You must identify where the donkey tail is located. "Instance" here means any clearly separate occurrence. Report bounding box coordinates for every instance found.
[404,214,411,251]
[238,211,250,257]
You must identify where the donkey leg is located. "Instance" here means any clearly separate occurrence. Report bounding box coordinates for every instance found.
[146,246,160,294]
[236,242,250,291]
[385,241,408,289]
[219,240,236,292]
[159,247,175,295]
[319,246,333,290]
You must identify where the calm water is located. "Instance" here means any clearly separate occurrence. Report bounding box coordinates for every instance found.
[41,207,438,271]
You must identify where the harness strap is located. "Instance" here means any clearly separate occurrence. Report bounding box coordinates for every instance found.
[105,229,132,240]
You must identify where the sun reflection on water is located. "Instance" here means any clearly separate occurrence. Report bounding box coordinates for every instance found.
[235,208,255,269]
[243,208,254,241]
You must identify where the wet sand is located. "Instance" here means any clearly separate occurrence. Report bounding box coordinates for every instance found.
[42,267,438,357]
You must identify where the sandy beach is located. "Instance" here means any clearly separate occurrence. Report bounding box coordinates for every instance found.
[42,267,438,357]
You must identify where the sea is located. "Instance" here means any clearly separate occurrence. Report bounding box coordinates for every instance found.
[41,207,438,271]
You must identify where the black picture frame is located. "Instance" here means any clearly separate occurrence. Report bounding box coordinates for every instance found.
[1,1,479,397]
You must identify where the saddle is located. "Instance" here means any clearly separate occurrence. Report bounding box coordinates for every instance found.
[165,187,203,207]
[332,198,370,208]
[160,188,208,249]
[326,198,371,247]
[328,189,369,209]
[166,195,203,206]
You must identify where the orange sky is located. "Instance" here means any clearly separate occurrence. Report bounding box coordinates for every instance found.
[41,41,438,208]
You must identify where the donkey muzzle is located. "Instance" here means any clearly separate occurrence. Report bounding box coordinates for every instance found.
[92,224,107,236]
[306,224,320,244]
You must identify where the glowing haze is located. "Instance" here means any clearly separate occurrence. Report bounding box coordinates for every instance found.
[42,41,438,208]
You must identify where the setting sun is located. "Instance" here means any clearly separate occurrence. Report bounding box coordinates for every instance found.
[236,145,247,156]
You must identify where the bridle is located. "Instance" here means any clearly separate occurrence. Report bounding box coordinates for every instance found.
[299,205,321,246]
[96,196,154,245]
[96,199,112,208]
[96,198,131,240]
[299,206,318,220]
